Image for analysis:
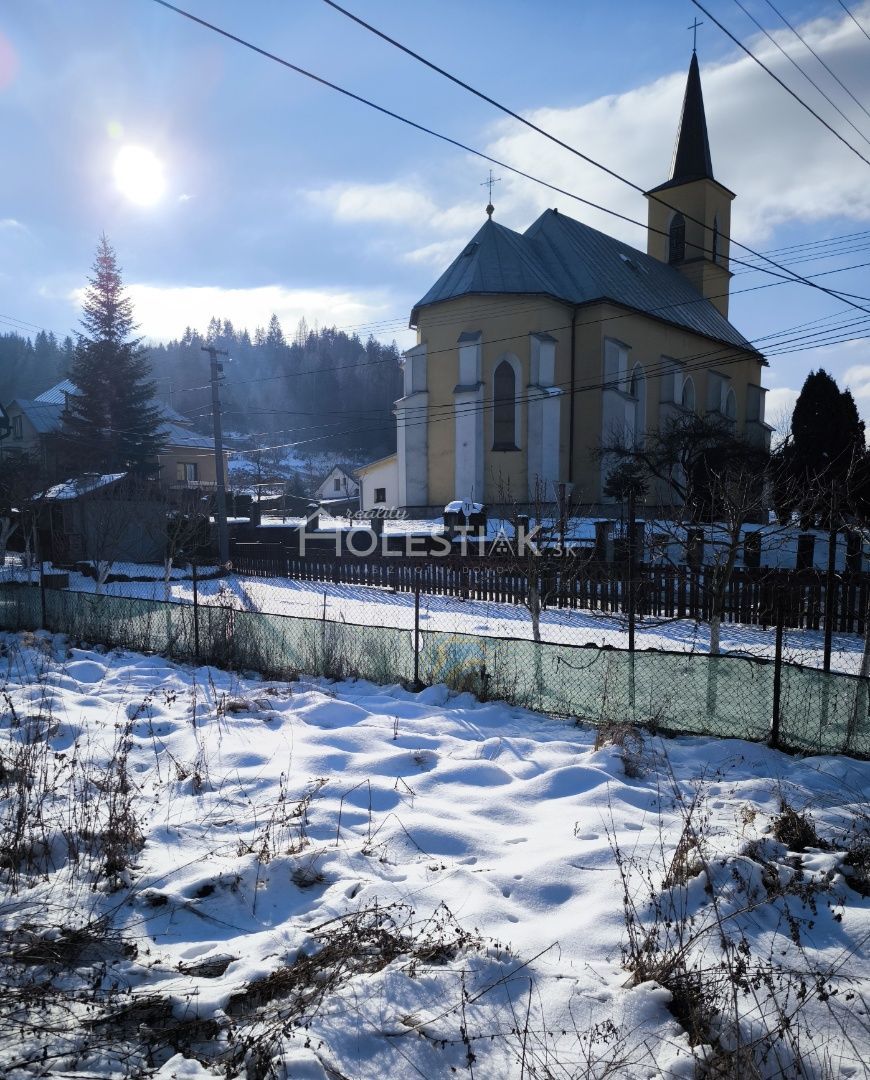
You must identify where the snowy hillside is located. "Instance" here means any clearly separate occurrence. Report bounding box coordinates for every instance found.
[1,632,869,1078]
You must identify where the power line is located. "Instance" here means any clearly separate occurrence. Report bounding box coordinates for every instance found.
[763,0,870,125]
[729,0,870,150]
[836,0,870,46]
[228,305,870,457]
[148,0,870,319]
[690,0,870,167]
[169,253,870,399]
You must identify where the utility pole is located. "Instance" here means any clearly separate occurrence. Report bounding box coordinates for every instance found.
[202,345,230,569]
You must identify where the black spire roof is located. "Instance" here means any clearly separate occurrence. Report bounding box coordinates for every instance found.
[649,52,715,192]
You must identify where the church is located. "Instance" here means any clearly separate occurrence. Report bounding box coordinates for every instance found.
[393,52,771,515]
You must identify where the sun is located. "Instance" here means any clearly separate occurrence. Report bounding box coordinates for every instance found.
[113,145,166,206]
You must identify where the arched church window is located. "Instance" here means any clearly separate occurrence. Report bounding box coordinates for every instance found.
[681,376,696,412]
[724,387,737,423]
[668,213,686,264]
[711,216,719,264]
[493,359,518,449]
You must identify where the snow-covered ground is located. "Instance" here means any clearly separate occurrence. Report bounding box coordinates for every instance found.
[1,634,868,1078]
[5,558,863,675]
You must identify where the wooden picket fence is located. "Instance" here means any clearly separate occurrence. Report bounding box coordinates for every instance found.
[229,542,870,635]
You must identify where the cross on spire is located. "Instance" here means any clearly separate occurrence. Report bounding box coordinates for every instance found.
[481,169,501,218]
[688,17,703,52]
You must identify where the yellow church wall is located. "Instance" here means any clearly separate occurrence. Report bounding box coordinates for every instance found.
[646,178,734,318]
[414,293,765,510]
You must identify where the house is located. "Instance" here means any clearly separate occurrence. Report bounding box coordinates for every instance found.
[394,52,772,515]
[0,379,225,492]
[313,464,360,503]
[356,453,398,512]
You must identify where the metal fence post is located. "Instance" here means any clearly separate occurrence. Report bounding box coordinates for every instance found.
[770,593,784,749]
[823,524,837,673]
[37,540,47,631]
[191,559,200,661]
[413,568,421,689]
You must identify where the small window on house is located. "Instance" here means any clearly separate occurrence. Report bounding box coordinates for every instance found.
[743,531,761,568]
[493,359,518,450]
[11,415,22,439]
[668,213,686,263]
[796,533,815,571]
[334,477,341,492]
[374,487,386,503]
[176,462,198,483]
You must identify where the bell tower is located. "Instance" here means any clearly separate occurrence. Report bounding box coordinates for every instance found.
[646,51,735,318]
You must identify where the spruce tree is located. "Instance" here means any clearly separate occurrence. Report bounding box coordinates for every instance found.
[62,236,164,474]
[774,368,866,525]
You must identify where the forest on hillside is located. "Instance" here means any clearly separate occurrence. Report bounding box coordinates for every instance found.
[0,315,403,461]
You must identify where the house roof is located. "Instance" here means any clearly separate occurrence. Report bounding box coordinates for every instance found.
[43,472,127,501]
[34,380,195,427]
[317,464,358,485]
[159,421,215,451]
[34,379,76,405]
[356,452,398,476]
[10,399,63,434]
[411,209,756,354]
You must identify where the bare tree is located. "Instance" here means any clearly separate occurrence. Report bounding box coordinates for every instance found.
[600,414,781,655]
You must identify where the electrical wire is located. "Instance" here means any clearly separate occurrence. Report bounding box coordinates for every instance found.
[147,0,870,319]
[729,0,870,150]
[763,0,870,124]
[170,253,870,398]
[835,0,870,46]
[227,304,870,457]
[690,0,870,166]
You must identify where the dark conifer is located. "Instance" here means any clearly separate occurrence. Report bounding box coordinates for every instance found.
[775,369,866,525]
[61,236,164,474]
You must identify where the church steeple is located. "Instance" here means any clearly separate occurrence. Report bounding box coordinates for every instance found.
[669,51,714,186]
[645,51,735,318]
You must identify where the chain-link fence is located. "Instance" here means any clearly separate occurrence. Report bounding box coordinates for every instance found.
[1,579,867,758]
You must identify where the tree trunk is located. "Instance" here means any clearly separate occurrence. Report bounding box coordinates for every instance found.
[163,556,173,602]
[709,613,721,656]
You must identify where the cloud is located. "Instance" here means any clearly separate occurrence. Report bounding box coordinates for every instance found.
[303,5,870,282]
[69,283,400,344]
[843,363,870,399]
[307,179,482,233]
[0,218,25,231]
[765,385,799,435]
[306,181,438,226]
[481,5,870,246]
[402,238,467,269]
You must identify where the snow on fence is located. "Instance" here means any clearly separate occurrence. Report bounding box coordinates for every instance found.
[1,580,867,758]
[231,546,870,635]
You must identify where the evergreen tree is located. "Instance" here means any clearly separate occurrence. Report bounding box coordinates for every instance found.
[774,369,867,525]
[61,236,164,475]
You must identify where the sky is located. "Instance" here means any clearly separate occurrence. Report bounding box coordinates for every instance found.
[1,0,870,431]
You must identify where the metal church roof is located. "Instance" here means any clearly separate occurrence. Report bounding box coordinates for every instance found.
[411,208,756,354]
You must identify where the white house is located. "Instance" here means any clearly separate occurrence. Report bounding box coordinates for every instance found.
[356,453,398,512]
[313,464,359,503]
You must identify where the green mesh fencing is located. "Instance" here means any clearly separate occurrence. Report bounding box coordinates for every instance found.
[1,581,868,758]
[0,583,413,688]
